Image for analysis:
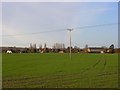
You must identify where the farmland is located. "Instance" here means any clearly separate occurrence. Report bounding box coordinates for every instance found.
[2,53,118,88]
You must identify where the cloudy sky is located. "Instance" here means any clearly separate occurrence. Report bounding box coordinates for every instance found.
[2,2,118,48]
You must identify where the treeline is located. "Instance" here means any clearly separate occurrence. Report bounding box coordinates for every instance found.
[1,43,120,53]
[26,43,81,53]
[1,43,81,53]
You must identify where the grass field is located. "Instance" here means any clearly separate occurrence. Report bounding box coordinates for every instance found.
[2,53,118,88]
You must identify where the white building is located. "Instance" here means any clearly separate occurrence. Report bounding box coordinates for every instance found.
[6,50,12,54]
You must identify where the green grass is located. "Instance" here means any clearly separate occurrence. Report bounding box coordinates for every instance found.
[2,53,118,88]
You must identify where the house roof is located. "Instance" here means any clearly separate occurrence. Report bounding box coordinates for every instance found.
[88,47,104,49]
[88,47,104,52]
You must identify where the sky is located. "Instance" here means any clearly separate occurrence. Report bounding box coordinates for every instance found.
[1,2,118,48]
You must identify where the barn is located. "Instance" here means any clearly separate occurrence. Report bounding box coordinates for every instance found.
[87,47,105,53]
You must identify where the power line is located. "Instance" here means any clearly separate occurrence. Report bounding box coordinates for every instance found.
[2,29,66,37]
[74,23,118,29]
[2,23,118,37]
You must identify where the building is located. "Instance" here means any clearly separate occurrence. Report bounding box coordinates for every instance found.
[87,47,105,53]
[6,50,12,54]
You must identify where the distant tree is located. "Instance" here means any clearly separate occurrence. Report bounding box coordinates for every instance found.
[73,46,80,53]
[12,46,17,53]
[44,43,47,49]
[39,44,42,49]
[30,43,32,48]
[109,44,114,49]
[29,43,37,53]
[33,44,37,53]
[84,44,88,53]
[38,44,42,53]
[67,46,73,53]
[85,44,88,49]
[74,46,78,49]
[52,43,65,53]
[62,44,65,49]
[43,43,47,53]
[54,43,65,49]
[109,44,114,53]
[29,43,33,53]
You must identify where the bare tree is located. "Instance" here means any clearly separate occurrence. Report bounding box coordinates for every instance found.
[84,44,88,53]
[52,43,65,53]
[33,44,37,53]
[43,43,47,53]
[39,44,42,49]
[29,43,37,53]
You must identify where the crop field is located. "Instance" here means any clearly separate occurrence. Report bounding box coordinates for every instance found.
[2,53,118,88]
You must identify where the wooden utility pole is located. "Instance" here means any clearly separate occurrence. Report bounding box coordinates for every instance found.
[67,28,73,60]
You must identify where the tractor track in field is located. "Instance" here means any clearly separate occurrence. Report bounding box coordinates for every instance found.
[92,59,101,68]
[96,71,118,77]
[103,58,107,70]
[3,69,117,88]
[92,55,107,70]
[81,58,102,74]
[78,55,108,79]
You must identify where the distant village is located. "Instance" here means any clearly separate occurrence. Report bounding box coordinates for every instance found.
[0,43,120,54]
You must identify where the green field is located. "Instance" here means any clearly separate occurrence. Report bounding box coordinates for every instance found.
[2,53,118,88]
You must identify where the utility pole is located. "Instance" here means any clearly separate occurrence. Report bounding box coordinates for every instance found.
[67,28,73,60]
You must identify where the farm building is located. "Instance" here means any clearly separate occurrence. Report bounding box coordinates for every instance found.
[6,50,12,54]
[87,47,105,53]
